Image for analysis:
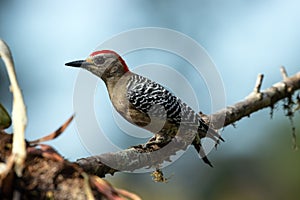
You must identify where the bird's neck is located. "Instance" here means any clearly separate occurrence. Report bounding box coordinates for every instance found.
[103,71,133,100]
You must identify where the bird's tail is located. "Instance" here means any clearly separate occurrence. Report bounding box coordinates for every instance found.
[192,139,213,167]
[193,127,224,167]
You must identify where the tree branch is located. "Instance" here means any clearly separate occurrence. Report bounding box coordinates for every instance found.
[210,69,300,128]
[77,69,300,177]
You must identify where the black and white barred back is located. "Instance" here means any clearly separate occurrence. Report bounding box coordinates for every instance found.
[126,73,212,135]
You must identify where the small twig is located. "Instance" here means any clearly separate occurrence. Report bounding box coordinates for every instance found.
[281,66,288,80]
[253,74,264,93]
[0,39,27,176]
[246,73,264,100]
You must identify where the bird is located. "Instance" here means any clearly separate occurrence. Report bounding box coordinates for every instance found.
[66,50,223,167]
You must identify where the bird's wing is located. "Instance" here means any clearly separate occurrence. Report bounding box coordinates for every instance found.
[126,74,182,122]
[126,74,223,138]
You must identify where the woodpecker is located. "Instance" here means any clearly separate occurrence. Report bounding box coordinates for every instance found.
[66,50,223,167]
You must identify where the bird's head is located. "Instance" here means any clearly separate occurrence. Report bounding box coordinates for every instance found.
[65,50,129,81]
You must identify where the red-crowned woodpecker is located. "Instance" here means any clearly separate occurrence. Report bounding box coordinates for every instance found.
[66,50,223,167]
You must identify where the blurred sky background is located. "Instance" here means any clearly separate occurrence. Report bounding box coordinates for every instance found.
[1,0,300,199]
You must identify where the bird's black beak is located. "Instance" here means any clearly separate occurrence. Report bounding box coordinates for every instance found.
[65,60,86,68]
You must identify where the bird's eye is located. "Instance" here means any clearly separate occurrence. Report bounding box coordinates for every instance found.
[94,57,105,65]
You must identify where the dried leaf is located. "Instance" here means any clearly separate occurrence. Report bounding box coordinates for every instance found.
[0,103,11,130]
[29,115,74,145]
